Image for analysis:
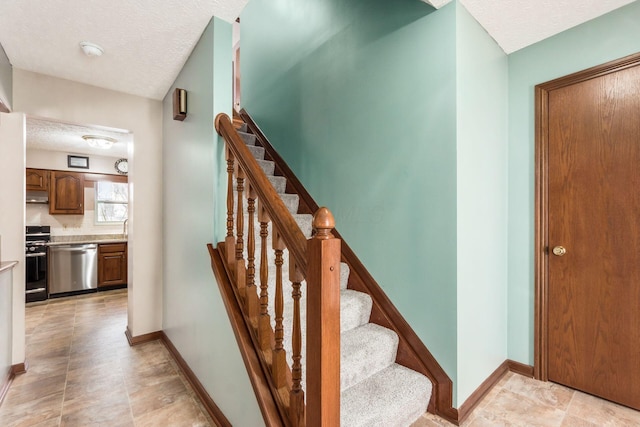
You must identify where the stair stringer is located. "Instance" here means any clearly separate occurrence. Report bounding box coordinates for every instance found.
[240,108,459,425]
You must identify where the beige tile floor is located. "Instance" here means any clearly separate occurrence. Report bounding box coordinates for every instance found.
[0,290,212,427]
[4,290,640,427]
[413,371,640,427]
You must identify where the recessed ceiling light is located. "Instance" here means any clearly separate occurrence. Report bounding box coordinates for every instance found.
[79,41,104,57]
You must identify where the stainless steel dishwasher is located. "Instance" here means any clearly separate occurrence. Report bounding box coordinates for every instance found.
[48,244,98,295]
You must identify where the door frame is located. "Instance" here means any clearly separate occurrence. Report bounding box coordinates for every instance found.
[534,51,640,381]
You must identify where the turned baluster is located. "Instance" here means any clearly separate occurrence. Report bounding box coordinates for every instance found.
[235,167,246,297]
[258,203,272,351]
[289,262,305,427]
[306,207,341,427]
[225,148,236,266]
[245,184,259,321]
[272,230,287,388]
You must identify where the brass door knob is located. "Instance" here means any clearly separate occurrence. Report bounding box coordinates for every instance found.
[552,246,566,256]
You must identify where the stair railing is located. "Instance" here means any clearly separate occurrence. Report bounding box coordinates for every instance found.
[215,113,341,427]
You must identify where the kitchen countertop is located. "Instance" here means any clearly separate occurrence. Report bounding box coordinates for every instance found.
[0,261,18,274]
[48,235,128,246]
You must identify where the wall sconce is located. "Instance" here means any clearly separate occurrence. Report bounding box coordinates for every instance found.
[173,88,187,121]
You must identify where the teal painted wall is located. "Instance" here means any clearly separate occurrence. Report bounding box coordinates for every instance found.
[242,0,461,394]
[507,1,640,364]
[455,2,508,403]
[162,18,263,426]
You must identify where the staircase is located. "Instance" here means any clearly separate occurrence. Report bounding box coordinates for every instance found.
[234,122,432,426]
[212,112,456,426]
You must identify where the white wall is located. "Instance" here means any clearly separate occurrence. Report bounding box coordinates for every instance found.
[162,17,263,426]
[0,112,26,364]
[0,267,15,378]
[0,44,11,110]
[455,2,509,404]
[13,69,163,337]
[27,149,123,174]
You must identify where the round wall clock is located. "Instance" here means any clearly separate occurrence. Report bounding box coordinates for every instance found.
[115,158,128,175]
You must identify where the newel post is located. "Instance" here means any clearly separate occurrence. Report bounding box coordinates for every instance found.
[306,207,341,427]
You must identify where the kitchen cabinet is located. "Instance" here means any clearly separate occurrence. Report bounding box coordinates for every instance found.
[98,242,127,288]
[26,168,49,191]
[49,171,84,214]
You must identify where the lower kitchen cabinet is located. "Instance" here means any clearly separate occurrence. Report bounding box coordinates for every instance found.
[98,242,127,288]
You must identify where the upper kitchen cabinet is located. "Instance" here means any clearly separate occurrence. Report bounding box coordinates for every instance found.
[26,168,49,191]
[49,171,84,214]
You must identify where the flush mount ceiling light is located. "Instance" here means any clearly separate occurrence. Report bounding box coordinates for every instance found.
[79,41,104,57]
[82,134,116,149]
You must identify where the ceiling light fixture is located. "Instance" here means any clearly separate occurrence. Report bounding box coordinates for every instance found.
[82,135,116,149]
[79,41,104,57]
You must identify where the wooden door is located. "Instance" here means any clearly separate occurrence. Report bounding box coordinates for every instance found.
[49,171,84,214]
[537,54,640,410]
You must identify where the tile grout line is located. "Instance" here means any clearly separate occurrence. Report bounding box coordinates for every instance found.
[558,389,579,426]
[57,300,76,426]
[120,342,138,426]
[31,297,66,427]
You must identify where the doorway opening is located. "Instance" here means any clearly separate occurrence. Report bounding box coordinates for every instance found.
[25,115,132,303]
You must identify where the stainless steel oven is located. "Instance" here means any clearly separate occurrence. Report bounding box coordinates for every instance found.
[25,226,50,303]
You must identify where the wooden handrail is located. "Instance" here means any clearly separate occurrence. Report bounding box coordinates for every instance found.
[215,113,308,273]
[215,112,342,426]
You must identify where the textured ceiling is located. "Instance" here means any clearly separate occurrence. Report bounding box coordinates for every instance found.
[0,0,634,103]
[0,0,247,101]
[27,117,132,159]
[460,0,637,53]
[2,0,638,163]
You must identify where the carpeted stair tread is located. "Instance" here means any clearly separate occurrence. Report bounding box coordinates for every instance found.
[282,288,372,338]
[247,145,265,160]
[340,262,350,290]
[293,214,313,238]
[340,289,373,332]
[236,122,248,133]
[279,193,299,215]
[341,364,432,427]
[238,131,256,146]
[281,288,376,390]
[257,159,275,175]
[340,323,398,391]
[268,176,287,193]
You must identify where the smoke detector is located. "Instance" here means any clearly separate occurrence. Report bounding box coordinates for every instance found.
[80,41,104,57]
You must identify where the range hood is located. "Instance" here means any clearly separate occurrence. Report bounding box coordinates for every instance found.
[26,190,49,204]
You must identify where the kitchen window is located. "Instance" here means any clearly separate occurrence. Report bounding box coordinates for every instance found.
[95,181,128,223]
